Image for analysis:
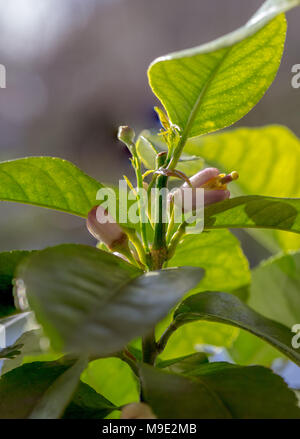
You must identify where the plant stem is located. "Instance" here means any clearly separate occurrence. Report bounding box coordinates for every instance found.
[142,329,157,365]
[151,152,169,269]
[133,156,150,255]
[156,321,179,355]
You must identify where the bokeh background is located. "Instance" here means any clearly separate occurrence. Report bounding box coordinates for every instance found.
[0,0,299,384]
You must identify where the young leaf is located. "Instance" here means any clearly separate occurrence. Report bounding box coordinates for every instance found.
[172,291,300,366]
[15,244,204,356]
[204,195,300,235]
[185,125,300,251]
[248,251,300,327]
[0,359,116,419]
[0,157,102,218]
[136,131,203,175]
[0,250,31,317]
[140,362,300,418]
[168,229,250,293]
[148,0,295,140]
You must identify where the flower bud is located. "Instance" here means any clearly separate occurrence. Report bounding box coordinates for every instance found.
[117,125,135,146]
[172,167,232,211]
[86,205,128,251]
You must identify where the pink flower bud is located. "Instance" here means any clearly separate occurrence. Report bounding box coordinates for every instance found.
[86,206,128,250]
[172,167,231,211]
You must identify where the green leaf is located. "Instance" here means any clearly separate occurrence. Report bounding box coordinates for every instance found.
[148,0,292,139]
[0,157,102,217]
[0,359,116,419]
[156,352,209,374]
[173,291,300,366]
[140,362,300,419]
[81,357,140,407]
[248,251,300,327]
[28,356,88,419]
[204,195,300,235]
[229,330,282,367]
[185,125,300,251]
[168,229,250,293]
[156,319,239,360]
[0,250,31,317]
[16,244,204,356]
[1,330,62,375]
[0,344,23,360]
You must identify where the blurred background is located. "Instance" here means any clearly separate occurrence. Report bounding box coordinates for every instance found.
[0,0,299,384]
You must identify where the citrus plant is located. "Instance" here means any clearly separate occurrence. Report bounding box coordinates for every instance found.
[1,0,300,419]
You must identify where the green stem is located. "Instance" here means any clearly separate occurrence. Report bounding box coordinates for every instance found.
[167,221,187,260]
[142,329,157,365]
[133,155,150,256]
[156,321,179,355]
[152,152,168,255]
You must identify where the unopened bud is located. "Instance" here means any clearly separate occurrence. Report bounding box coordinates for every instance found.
[117,125,135,146]
[87,206,128,251]
[171,167,232,210]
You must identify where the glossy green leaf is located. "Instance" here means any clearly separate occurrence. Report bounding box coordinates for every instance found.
[0,359,116,419]
[140,362,300,419]
[148,0,292,139]
[168,229,250,293]
[186,125,300,250]
[0,250,31,317]
[81,358,139,407]
[173,291,300,366]
[0,157,102,217]
[248,251,300,327]
[204,195,300,235]
[16,244,204,356]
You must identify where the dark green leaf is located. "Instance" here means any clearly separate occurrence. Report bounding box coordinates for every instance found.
[16,244,204,356]
[140,362,300,419]
[173,291,300,366]
[204,195,300,235]
[0,359,116,419]
[28,357,88,419]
